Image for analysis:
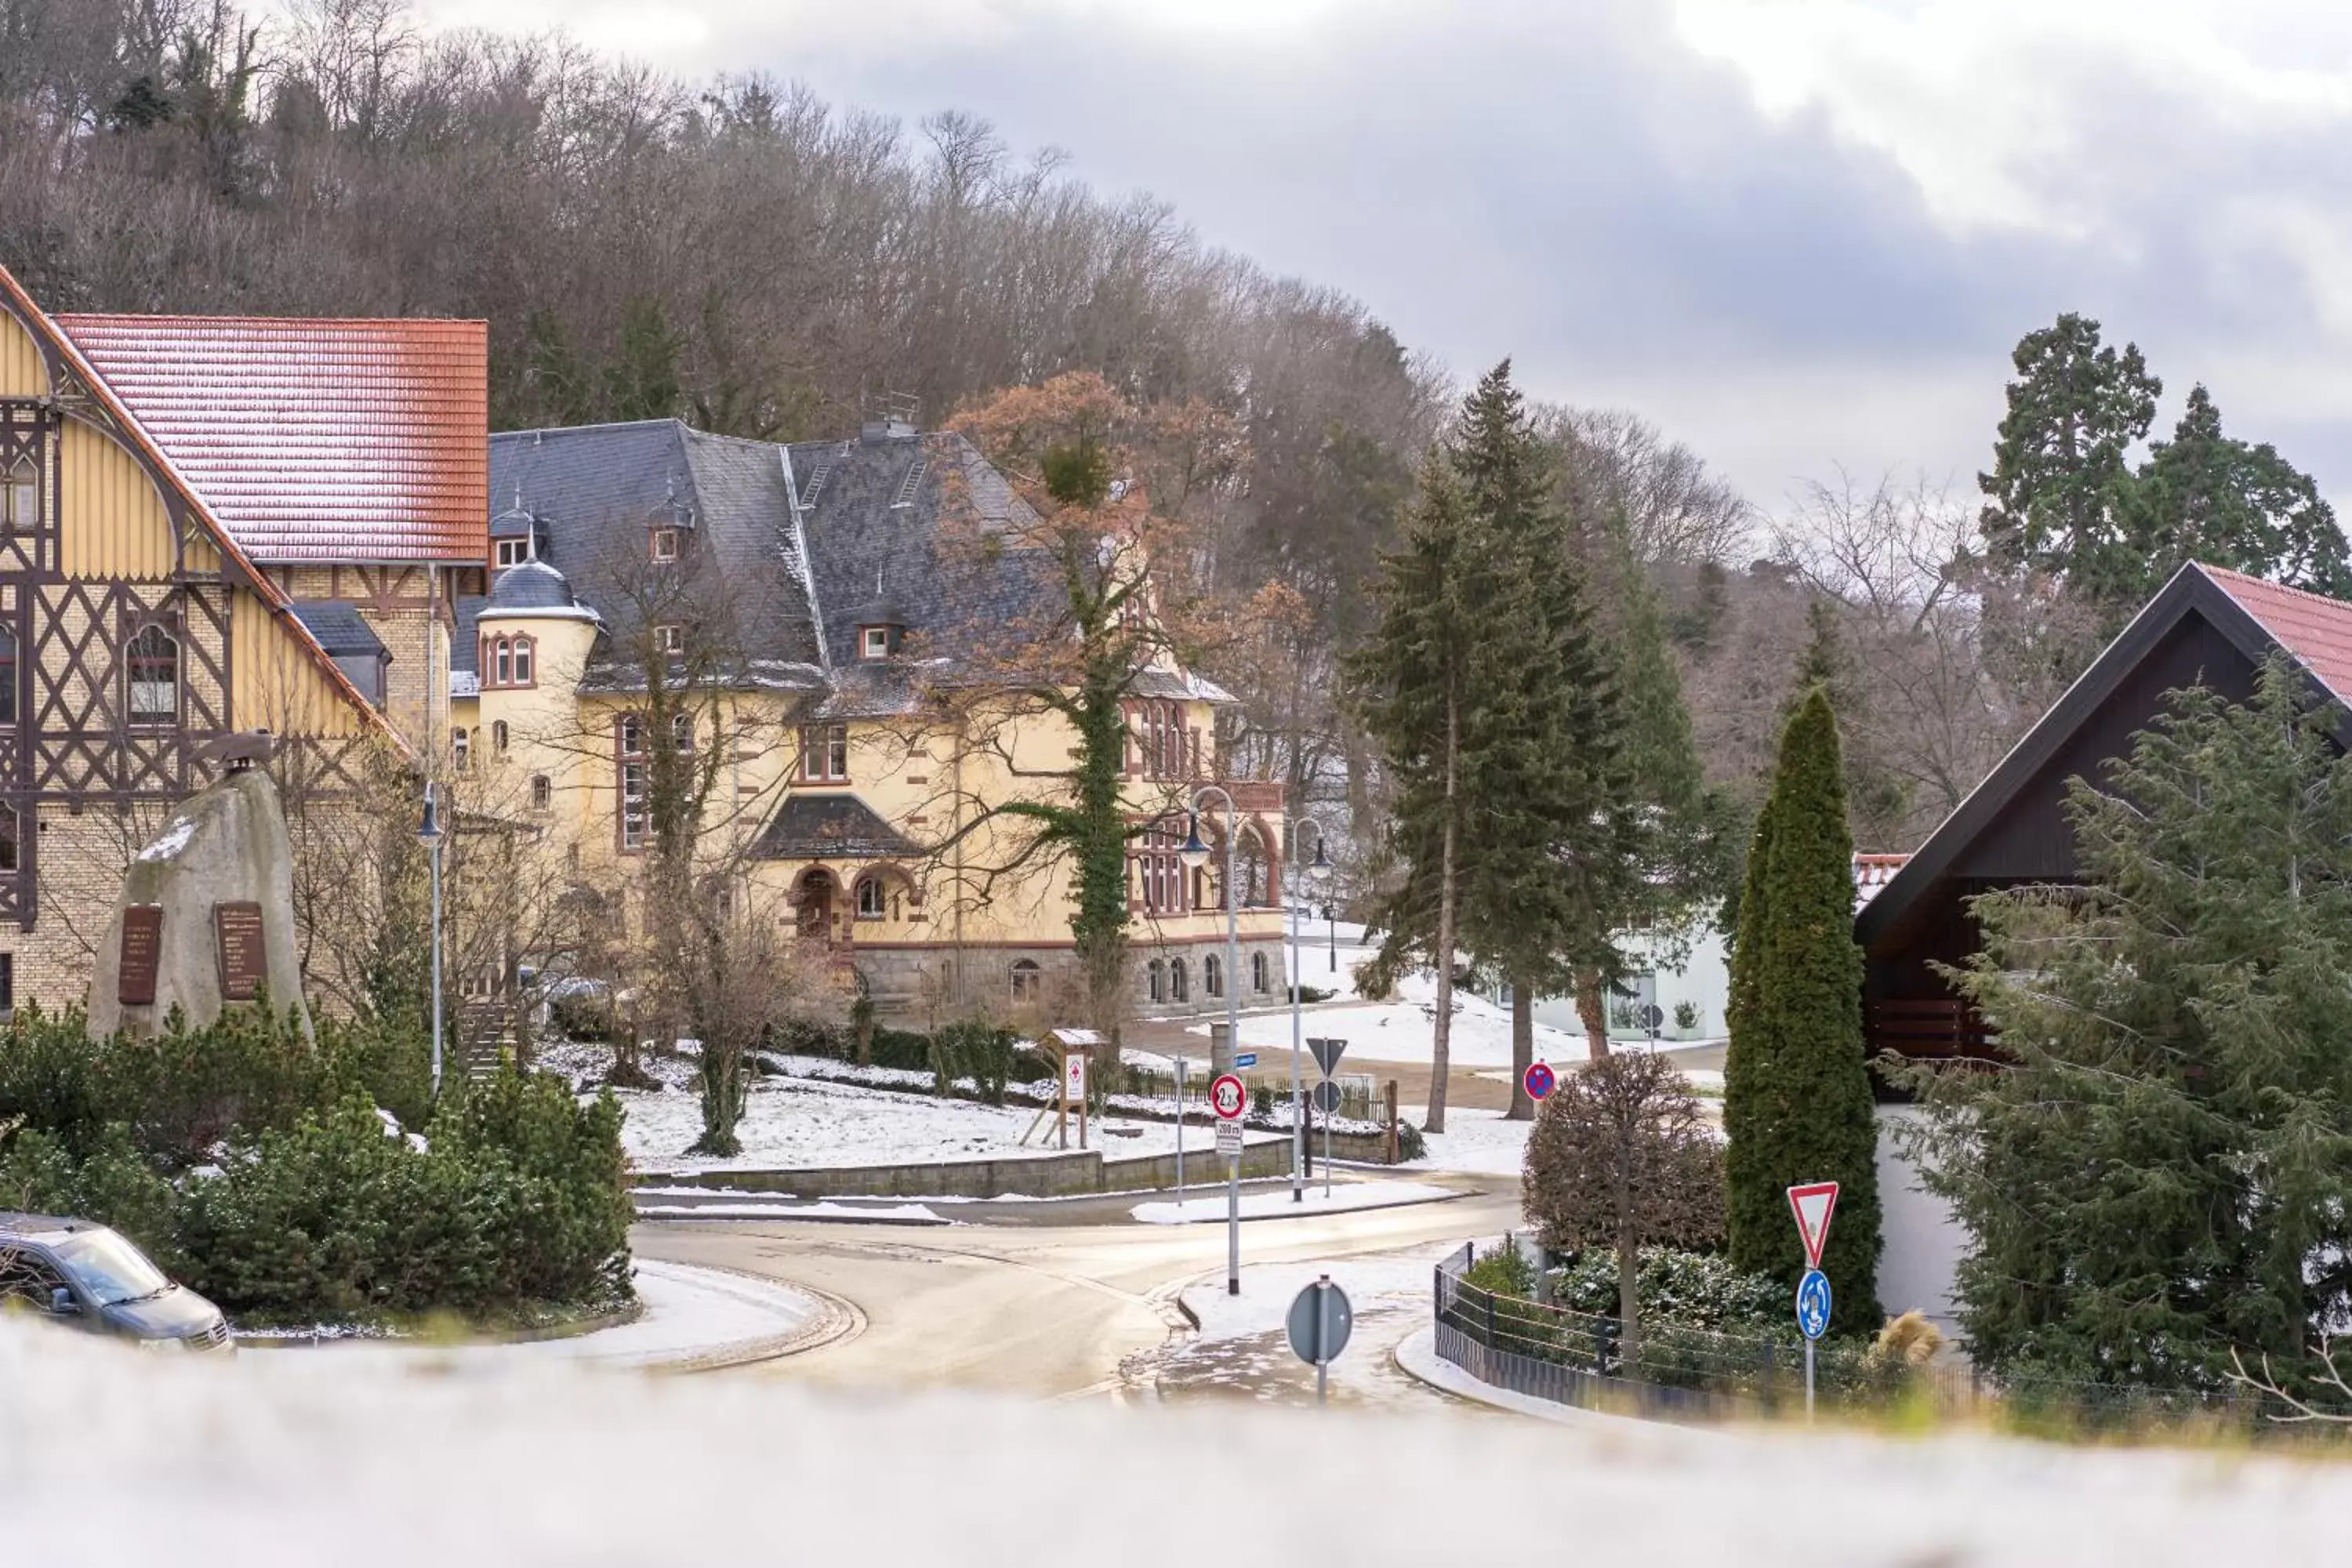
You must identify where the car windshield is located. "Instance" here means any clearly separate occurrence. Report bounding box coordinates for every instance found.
[53,1230,170,1306]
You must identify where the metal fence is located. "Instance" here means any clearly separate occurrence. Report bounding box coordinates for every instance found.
[1431,1243,2310,1432]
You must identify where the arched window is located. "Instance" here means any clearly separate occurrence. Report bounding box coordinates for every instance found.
[512,636,534,685]
[855,876,886,920]
[0,805,19,873]
[492,720,509,753]
[125,624,178,724]
[0,626,16,727]
[452,728,470,771]
[485,635,537,689]
[530,774,551,810]
[2,456,34,532]
[1203,953,1222,999]
[493,638,511,687]
[671,712,694,752]
[1147,959,1166,1004]
[1170,957,1189,1003]
[1010,959,1042,1002]
[1250,952,1269,994]
[1237,828,1270,909]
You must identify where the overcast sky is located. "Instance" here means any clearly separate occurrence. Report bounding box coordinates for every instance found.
[411,0,2352,521]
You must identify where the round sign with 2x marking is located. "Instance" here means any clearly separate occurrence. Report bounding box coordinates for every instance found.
[1523,1062,1556,1101]
[1209,1073,1248,1122]
[1795,1268,1832,1341]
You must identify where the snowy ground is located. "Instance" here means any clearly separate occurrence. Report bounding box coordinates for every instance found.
[1406,1105,1536,1178]
[1131,1181,1461,1225]
[13,1313,2352,1563]
[618,1071,1279,1174]
[1189,961,1591,1069]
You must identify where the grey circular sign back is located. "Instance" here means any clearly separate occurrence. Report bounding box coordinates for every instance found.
[1286,1279,1353,1366]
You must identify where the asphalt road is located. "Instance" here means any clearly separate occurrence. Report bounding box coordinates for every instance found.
[631,1174,1523,1403]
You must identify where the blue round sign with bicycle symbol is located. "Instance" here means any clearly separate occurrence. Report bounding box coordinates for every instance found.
[1795,1269,1832,1341]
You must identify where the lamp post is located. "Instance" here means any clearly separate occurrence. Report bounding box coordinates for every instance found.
[419,781,446,1097]
[1286,817,1332,1202]
[1180,787,1242,1294]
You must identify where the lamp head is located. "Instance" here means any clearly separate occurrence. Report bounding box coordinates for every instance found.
[1307,836,1334,884]
[417,782,444,844]
[1178,811,1210,871]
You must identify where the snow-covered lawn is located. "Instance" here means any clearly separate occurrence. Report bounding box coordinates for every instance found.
[617,1072,1279,1174]
[1407,1105,1536,1178]
[1189,963,1591,1069]
[1131,1181,1460,1224]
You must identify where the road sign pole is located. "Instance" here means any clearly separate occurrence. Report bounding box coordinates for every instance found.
[1174,1057,1185,1209]
[1806,1338,1816,1421]
[1227,1148,1240,1296]
[1323,1091,1333,1200]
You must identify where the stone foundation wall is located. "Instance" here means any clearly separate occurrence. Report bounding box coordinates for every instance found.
[843,935,1293,1024]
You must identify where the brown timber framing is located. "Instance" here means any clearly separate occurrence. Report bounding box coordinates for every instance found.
[0,276,411,935]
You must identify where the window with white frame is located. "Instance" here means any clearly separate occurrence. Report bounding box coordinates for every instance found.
[125,624,178,725]
[1250,952,1269,993]
[654,624,684,655]
[650,528,680,562]
[800,724,849,782]
[855,876,886,920]
[861,626,890,660]
[619,717,647,849]
[2,456,34,533]
[495,538,529,568]
[452,728,470,771]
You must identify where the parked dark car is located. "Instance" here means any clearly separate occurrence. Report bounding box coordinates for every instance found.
[0,1213,232,1352]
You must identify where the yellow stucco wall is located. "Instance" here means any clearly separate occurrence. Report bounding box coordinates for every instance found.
[0,309,47,398]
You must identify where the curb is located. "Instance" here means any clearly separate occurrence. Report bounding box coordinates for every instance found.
[632,1203,951,1227]
[652,1270,866,1376]
[234,1297,647,1352]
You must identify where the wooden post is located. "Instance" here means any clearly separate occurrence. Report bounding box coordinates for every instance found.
[1386,1079,1400,1164]
[1078,1047,1089,1151]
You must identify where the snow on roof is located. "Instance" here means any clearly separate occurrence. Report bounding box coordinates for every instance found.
[53,312,488,564]
[1853,852,1909,913]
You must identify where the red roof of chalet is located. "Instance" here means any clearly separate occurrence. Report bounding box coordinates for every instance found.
[2194,564,2352,706]
[53,313,488,564]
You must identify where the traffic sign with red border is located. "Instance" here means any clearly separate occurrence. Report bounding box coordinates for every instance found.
[1523,1062,1556,1100]
[1786,1181,1839,1270]
[1209,1073,1247,1122]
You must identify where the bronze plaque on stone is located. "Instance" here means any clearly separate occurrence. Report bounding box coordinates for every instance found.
[212,901,267,1002]
[118,906,164,1007]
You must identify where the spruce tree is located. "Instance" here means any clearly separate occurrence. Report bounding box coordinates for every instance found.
[1722,687,1884,1323]
[1443,365,1639,1119]
[2127,383,2352,600]
[1896,657,2352,1396]
[1353,463,1479,1133]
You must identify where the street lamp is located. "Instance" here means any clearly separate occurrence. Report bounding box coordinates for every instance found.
[1287,817,1331,1202]
[1181,788,1243,1294]
[418,781,445,1097]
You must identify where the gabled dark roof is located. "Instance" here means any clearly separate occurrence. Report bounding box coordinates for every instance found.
[289,601,385,659]
[750,793,919,861]
[786,430,1060,670]
[488,420,821,670]
[1856,561,2352,951]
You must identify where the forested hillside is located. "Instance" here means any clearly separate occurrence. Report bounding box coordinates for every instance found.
[15,2,2324,868]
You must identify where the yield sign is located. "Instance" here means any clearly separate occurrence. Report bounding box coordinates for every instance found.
[1308,1037,1348,1077]
[1786,1181,1839,1271]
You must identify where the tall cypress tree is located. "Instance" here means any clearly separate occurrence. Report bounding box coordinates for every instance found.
[1723,688,1884,1323]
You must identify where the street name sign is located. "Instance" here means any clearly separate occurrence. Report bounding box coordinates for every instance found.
[1232,1052,1258,1069]
[1795,1269,1831,1341]
[1786,1181,1840,1270]
[1308,1037,1347,1077]
[1523,1062,1555,1101]
[1210,1073,1247,1121]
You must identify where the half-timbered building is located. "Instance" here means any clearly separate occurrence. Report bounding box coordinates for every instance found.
[0,263,484,1007]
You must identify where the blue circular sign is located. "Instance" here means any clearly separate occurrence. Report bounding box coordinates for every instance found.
[1523,1062,1556,1101]
[1795,1269,1832,1341]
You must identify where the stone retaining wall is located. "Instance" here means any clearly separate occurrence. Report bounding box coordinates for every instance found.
[637,1135,1294,1200]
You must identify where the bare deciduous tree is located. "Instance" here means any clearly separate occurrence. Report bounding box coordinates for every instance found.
[1523,1051,1724,1364]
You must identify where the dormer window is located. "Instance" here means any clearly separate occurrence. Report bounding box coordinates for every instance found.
[655,624,684,656]
[861,626,891,660]
[651,528,680,562]
[495,538,529,568]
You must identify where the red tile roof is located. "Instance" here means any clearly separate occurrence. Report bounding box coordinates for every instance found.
[2194,564,2352,705]
[53,313,488,564]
